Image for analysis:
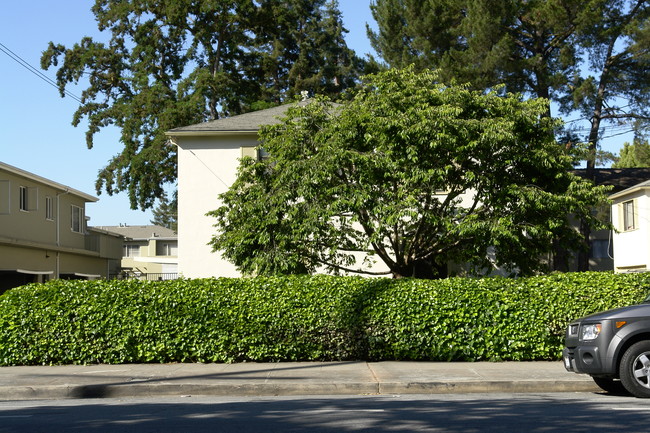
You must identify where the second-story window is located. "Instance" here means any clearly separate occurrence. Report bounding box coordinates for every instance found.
[623,200,636,231]
[71,205,84,233]
[19,186,28,211]
[19,186,37,212]
[123,244,141,257]
[156,242,178,256]
[45,196,54,221]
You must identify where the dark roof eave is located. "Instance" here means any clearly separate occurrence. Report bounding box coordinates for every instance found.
[165,129,260,137]
[573,167,650,193]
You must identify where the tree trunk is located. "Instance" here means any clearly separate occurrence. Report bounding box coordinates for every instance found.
[578,39,615,271]
[393,259,447,279]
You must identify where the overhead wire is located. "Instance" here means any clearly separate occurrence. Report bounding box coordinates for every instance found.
[0,40,642,146]
[0,41,83,104]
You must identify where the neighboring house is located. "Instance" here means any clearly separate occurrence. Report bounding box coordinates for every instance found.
[573,168,650,272]
[0,162,123,293]
[95,225,178,280]
[609,178,650,273]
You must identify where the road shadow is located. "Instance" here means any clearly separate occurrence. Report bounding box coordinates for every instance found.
[0,393,647,433]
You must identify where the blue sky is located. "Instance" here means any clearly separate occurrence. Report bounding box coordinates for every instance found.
[0,2,631,227]
[0,1,377,226]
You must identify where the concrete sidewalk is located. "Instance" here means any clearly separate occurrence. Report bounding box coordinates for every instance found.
[0,362,599,400]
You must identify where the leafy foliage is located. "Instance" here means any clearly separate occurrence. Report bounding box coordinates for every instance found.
[209,67,611,278]
[2,272,649,366]
[613,138,650,168]
[41,0,365,209]
[368,0,650,170]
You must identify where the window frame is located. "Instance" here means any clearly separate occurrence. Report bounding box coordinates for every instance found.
[45,196,54,221]
[156,242,178,256]
[123,244,141,258]
[71,205,84,233]
[19,186,28,211]
[19,186,38,212]
[622,199,636,232]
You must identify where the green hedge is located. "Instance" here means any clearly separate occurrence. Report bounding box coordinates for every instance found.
[1,272,650,366]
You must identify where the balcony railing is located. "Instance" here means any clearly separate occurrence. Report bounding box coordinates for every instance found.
[109,272,178,281]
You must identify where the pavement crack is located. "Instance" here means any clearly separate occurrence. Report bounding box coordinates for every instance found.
[365,363,381,394]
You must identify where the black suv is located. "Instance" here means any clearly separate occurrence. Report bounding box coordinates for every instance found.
[564,297,650,397]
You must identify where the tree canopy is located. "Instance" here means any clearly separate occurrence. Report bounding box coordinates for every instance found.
[209,67,611,278]
[368,0,650,163]
[41,0,365,210]
[368,0,585,100]
[368,0,650,272]
[613,139,650,168]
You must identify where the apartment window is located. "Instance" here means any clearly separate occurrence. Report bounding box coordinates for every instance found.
[623,200,636,231]
[240,146,269,161]
[71,205,84,233]
[123,244,141,257]
[156,242,178,256]
[19,186,38,212]
[19,186,28,211]
[45,196,54,221]
[258,147,270,161]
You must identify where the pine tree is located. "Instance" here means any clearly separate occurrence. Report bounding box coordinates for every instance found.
[613,139,650,168]
[150,193,178,232]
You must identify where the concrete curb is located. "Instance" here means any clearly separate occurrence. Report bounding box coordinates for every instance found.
[0,362,601,400]
[0,381,600,400]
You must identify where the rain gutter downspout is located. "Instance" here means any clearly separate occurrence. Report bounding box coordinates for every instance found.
[55,189,70,279]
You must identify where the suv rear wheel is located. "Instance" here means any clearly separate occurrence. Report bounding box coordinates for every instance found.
[620,341,650,398]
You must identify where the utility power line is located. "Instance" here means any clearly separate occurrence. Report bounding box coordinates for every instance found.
[0,41,83,104]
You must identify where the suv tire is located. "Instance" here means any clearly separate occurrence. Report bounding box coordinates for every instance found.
[592,377,629,395]
[620,341,650,398]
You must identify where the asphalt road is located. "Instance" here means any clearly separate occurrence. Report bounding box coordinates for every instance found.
[0,392,648,433]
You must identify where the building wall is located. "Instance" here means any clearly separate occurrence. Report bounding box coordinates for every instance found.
[0,244,55,273]
[612,189,650,272]
[0,243,113,286]
[0,171,89,249]
[175,134,486,279]
[59,252,109,278]
[176,135,254,278]
[0,164,122,288]
[120,239,177,276]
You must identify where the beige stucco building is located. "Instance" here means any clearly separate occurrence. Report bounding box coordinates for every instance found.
[166,106,290,278]
[94,225,178,279]
[610,180,650,273]
[0,162,123,292]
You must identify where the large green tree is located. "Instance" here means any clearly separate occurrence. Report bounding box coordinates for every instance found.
[41,0,364,210]
[209,68,611,278]
[368,0,650,270]
[568,0,650,173]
